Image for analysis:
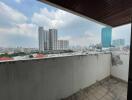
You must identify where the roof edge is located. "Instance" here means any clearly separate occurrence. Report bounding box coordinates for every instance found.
[38,0,113,28]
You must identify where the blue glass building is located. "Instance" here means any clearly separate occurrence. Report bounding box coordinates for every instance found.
[101,27,112,48]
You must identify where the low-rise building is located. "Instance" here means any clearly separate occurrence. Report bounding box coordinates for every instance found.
[57,40,69,50]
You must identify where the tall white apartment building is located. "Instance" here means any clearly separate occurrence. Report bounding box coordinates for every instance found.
[38,27,44,51]
[49,29,58,50]
[57,40,69,50]
[38,27,49,51]
[43,30,49,50]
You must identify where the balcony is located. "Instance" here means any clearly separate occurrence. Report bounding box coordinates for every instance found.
[62,77,127,100]
[0,52,129,100]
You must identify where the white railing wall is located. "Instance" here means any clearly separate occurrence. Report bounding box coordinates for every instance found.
[111,54,129,82]
[0,54,111,100]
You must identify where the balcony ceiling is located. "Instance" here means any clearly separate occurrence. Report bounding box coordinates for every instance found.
[39,0,132,27]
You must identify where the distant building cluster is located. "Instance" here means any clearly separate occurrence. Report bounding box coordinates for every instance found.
[112,39,125,47]
[0,47,37,54]
[101,27,126,48]
[38,27,69,52]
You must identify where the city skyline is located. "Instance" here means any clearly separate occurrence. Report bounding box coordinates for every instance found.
[112,39,125,47]
[0,0,131,48]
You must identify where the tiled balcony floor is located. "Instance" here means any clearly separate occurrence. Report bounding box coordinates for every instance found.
[62,77,127,100]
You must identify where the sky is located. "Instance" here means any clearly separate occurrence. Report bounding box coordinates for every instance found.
[0,0,131,48]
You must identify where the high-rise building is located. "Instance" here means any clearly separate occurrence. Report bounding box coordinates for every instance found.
[101,27,112,48]
[112,39,125,47]
[39,27,69,51]
[57,40,69,50]
[38,27,44,51]
[38,27,49,51]
[49,29,58,50]
[43,30,49,50]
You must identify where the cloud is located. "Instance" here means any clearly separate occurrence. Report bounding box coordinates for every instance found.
[15,0,22,4]
[0,33,38,48]
[0,1,37,37]
[112,24,131,45]
[31,8,78,29]
[58,36,71,40]
[32,7,103,47]
[16,23,37,37]
[59,31,100,47]
[0,23,38,48]
[0,23,37,37]
[0,1,27,28]
[0,1,104,48]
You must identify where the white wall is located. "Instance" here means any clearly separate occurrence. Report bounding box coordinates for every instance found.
[0,54,111,100]
[111,54,129,82]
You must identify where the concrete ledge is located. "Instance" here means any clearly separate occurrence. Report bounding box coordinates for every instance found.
[0,53,111,100]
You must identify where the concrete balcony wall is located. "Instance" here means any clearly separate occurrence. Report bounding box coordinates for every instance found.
[111,54,129,82]
[0,54,111,100]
